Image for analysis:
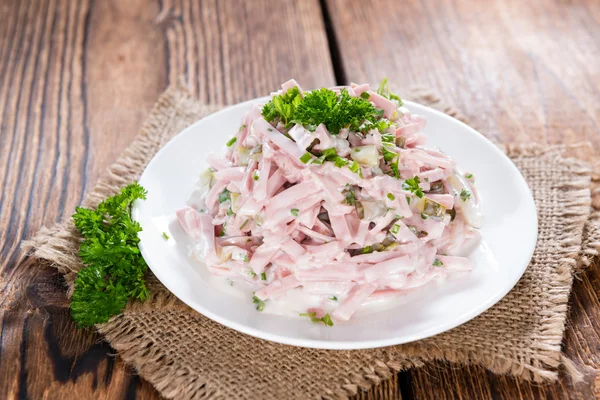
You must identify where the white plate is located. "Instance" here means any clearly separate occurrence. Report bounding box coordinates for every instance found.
[132,97,538,350]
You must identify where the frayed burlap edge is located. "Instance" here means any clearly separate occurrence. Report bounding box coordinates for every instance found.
[21,83,600,399]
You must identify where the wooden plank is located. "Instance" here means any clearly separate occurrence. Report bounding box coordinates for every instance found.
[0,0,335,398]
[325,0,600,398]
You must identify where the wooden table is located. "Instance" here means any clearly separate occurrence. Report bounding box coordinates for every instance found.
[1,0,599,398]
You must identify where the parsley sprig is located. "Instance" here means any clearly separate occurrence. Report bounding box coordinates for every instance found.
[262,87,382,134]
[71,183,149,327]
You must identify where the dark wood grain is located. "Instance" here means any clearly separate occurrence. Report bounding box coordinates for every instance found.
[0,0,334,398]
[326,0,600,398]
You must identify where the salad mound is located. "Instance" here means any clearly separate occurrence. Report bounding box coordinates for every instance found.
[176,79,482,325]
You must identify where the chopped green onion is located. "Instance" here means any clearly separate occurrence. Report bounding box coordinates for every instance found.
[300,152,312,164]
[406,196,411,205]
[387,193,395,201]
[433,259,444,267]
[382,145,397,162]
[381,133,395,143]
[290,208,299,216]
[239,124,246,131]
[321,148,337,158]
[349,161,361,174]
[247,270,256,278]
[226,137,237,147]
[390,224,400,234]
[360,92,370,99]
[253,295,265,311]
[330,296,338,301]
[377,78,390,97]
[253,170,259,181]
[243,255,249,263]
[465,173,473,179]
[333,156,349,167]
[240,219,249,230]
[402,176,424,198]
[421,212,428,220]
[389,155,400,179]
[226,208,234,216]
[162,232,169,240]
[261,272,267,281]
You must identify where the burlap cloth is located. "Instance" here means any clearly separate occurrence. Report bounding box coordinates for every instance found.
[23,84,600,399]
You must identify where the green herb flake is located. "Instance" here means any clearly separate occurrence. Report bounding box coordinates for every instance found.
[349,161,361,174]
[433,259,444,267]
[70,183,149,327]
[253,170,260,181]
[387,192,395,201]
[460,189,471,201]
[253,295,265,311]
[330,296,338,301]
[291,208,299,216]
[360,91,370,99]
[261,272,267,281]
[300,152,313,164]
[218,189,231,203]
[390,224,400,234]
[162,231,169,240]
[381,133,395,143]
[421,212,428,220]
[402,176,424,198]
[406,196,411,205]
[343,186,357,205]
[299,311,334,326]
[248,269,257,278]
[465,173,473,179]
[244,255,250,263]
[226,137,237,147]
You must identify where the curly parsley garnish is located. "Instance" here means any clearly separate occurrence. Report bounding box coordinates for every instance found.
[70,183,149,327]
[261,86,302,127]
[262,87,382,134]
